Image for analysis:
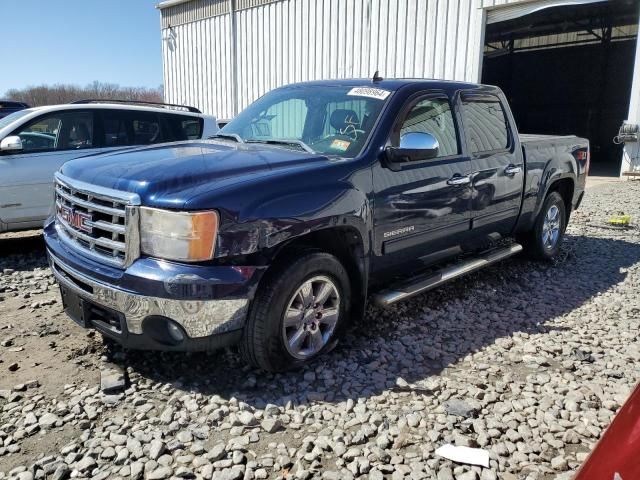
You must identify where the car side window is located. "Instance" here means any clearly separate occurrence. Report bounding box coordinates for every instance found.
[180,119,202,140]
[14,111,94,152]
[132,113,161,145]
[396,97,459,157]
[461,96,510,154]
[101,111,163,147]
[102,111,132,147]
[163,114,203,141]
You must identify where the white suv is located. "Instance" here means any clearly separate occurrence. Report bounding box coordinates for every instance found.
[0,100,218,233]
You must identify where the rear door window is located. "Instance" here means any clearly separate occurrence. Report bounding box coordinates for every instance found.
[100,111,164,146]
[163,114,203,141]
[101,111,131,147]
[461,95,510,154]
[132,114,162,145]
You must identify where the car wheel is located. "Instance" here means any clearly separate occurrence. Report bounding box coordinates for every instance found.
[522,191,566,260]
[240,251,351,371]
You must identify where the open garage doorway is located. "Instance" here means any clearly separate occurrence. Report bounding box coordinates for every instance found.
[482,0,639,176]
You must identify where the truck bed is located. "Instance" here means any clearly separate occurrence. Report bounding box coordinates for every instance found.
[519,133,589,165]
[519,133,581,144]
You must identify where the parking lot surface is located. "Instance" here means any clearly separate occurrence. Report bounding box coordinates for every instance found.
[1,179,639,480]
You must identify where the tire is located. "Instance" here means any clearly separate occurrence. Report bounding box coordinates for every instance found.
[521,191,566,260]
[240,251,351,372]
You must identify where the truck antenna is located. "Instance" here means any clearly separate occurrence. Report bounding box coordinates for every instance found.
[372,71,383,82]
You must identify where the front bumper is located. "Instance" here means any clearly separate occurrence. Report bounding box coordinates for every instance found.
[45,221,265,351]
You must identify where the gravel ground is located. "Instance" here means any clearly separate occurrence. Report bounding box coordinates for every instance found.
[0,179,639,480]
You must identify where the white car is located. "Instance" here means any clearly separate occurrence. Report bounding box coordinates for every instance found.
[0,100,218,233]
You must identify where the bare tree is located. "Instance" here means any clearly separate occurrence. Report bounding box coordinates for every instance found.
[3,82,164,107]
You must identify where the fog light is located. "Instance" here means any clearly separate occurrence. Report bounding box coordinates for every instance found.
[143,316,186,346]
[166,321,185,343]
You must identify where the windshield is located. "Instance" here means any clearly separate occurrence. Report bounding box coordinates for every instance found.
[219,85,392,158]
[0,109,33,130]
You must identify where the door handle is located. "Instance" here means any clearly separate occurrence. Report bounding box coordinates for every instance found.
[504,165,522,176]
[447,175,471,186]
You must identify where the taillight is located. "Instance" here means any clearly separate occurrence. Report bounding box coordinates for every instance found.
[577,150,590,174]
[585,149,590,175]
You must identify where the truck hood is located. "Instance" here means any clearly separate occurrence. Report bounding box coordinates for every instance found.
[60,140,332,208]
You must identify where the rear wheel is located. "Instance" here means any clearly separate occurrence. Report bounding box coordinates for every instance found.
[240,252,350,371]
[521,191,566,260]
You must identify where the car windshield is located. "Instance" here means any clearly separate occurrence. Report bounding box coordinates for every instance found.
[219,85,392,158]
[0,109,32,130]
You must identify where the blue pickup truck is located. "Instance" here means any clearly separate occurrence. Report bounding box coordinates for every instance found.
[44,78,589,371]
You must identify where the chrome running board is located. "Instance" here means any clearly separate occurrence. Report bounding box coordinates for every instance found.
[373,243,523,307]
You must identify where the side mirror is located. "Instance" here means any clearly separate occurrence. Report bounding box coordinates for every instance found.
[386,132,439,163]
[0,135,23,153]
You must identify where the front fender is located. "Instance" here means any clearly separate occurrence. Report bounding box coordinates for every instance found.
[214,184,371,258]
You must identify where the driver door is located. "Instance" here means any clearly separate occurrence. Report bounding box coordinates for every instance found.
[372,92,473,278]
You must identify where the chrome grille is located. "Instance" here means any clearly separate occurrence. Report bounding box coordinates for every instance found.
[54,172,141,268]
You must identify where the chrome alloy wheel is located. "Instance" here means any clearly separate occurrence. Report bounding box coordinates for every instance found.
[542,204,561,250]
[282,275,340,359]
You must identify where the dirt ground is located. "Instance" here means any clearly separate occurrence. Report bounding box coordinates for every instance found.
[0,230,103,394]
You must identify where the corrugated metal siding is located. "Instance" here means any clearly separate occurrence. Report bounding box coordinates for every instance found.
[162,13,235,115]
[160,0,566,118]
[160,0,227,28]
[236,0,280,11]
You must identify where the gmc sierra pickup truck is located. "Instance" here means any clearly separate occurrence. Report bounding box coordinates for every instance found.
[44,79,589,371]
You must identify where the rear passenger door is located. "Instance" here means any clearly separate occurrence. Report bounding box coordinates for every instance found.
[460,93,524,238]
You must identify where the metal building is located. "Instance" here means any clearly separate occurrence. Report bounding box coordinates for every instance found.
[158,0,640,176]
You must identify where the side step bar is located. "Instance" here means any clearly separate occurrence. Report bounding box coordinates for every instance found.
[373,243,523,307]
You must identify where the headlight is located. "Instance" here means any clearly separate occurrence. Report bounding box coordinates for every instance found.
[139,207,218,262]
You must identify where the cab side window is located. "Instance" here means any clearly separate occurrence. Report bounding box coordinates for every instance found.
[397,97,459,157]
[14,112,94,152]
[461,96,510,154]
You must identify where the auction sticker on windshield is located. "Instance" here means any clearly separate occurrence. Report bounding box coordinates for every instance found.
[330,139,351,151]
[347,87,391,100]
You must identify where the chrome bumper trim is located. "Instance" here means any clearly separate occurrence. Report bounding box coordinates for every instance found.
[48,252,249,338]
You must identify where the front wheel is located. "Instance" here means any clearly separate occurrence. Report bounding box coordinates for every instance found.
[240,252,351,371]
[521,191,566,260]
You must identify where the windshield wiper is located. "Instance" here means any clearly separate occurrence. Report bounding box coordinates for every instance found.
[209,133,245,143]
[245,138,315,154]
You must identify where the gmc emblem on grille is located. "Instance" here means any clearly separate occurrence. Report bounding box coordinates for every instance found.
[57,205,93,233]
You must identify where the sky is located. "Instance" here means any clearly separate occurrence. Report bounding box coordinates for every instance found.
[0,0,163,96]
